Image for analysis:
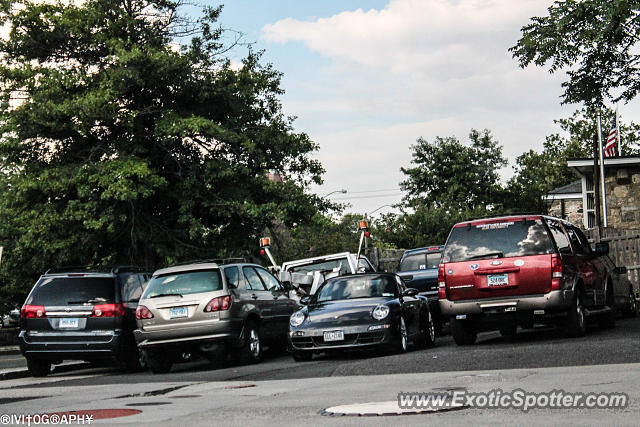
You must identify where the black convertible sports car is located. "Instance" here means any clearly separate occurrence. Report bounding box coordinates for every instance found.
[288,272,435,361]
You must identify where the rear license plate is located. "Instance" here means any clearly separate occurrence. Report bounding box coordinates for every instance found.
[59,318,79,328]
[487,274,509,286]
[323,330,344,342]
[169,306,188,319]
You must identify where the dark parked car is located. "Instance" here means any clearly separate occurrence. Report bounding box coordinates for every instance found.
[438,215,636,345]
[134,261,297,373]
[19,267,150,376]
[288,273,435,361]
[396,246,445,334]
[1,307,20,328]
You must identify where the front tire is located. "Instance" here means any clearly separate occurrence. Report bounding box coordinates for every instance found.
[415,308,436,348]
[26,358,51,377]
[451,317,477,345]
[396,316,409,353]
[625,287,638,317]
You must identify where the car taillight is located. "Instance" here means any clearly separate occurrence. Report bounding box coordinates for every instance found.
[438,264,447,299]
[136,305,154,320]
[551,254,563,290]
[204,295,232,312]
[21,305,46,319]
[91,303,126,318]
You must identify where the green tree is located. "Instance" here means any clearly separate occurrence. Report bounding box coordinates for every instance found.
[0,1,324,300]
[400,129,507,212]
[511,0,640,104]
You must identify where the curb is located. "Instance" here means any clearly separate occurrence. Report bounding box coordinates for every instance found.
[0,362,90,381]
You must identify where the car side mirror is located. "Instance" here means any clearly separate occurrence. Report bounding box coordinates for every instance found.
[614,266,627,275]
[594,242,609,256]
[300,296,310,305]
[402,288,419,297]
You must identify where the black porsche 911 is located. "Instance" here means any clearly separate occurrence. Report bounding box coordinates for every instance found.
[288,272,435,361]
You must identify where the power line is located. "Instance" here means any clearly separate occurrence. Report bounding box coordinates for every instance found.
[347,188,401,194]
[332,192,403,200]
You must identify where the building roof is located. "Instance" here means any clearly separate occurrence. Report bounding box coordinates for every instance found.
[548,180,582,195]
[567,156,640,176]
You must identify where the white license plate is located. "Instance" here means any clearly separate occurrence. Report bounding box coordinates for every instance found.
[169,306,188,319]
[323,330,344,342]
[487,274,509,286]
[59,318,79,328]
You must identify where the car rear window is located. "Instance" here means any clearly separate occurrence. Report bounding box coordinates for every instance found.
[143,270,223,298]
[398,252,441,271]
[289,258,351,275]
[26,277,116,306]
[442,219,553,263]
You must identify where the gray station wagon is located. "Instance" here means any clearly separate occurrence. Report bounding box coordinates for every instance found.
[134,261,296,373]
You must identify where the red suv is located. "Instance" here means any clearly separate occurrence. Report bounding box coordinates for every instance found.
[438,215,623,345]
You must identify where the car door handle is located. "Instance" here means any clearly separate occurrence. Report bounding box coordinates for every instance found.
[251,294,258,300]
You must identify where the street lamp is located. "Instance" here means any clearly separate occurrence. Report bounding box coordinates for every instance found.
[323,189,347,198]
[367,204,394,217]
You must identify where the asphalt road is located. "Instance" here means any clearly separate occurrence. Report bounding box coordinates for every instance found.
[3,316,639,388]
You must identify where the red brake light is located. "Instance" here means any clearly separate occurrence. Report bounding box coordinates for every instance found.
[551,254,563,290]
[437,264,447,299]
[204,296,232,312]
[21,305,46,319]
[136,305,154,320]
[91,303,126,318]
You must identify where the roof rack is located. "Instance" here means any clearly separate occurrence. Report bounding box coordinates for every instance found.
[44,265,147,275]
[461,211,543,223]
[167,258,254,268]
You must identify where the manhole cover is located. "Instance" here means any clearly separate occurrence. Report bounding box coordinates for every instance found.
[321,400,466,416]
[126,402,172,407]
[41,409,142,420]
[225,384,256,389]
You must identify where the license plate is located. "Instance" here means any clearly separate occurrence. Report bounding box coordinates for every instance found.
[487,274,509,286]
[169,306,188,319]
[323,330,344,342]
[59,318,79,328]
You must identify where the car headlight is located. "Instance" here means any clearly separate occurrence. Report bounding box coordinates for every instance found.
[372,305,389,320]
[290,310,306,327]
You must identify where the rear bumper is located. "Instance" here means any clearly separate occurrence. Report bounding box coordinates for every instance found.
[134,319,243,349]
[19,329,127,361]
[439,289,574,317]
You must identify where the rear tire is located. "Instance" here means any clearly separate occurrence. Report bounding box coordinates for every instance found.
[450,317,477,345]
[124,343,146,372]
[565,289,586,337]
[415,308,436,348]
[292,351,313,362]
[144,350,173,374]
[499,324,518,338]
[624,287,638,318]
[238,320,262,364]
[26,358,51,377]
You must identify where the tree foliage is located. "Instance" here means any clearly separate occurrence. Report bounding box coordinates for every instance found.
[511,0,640,105]
[400,129,507,212]
[0,0,324,301]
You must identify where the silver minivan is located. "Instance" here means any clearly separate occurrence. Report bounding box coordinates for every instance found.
[134,261,296,373]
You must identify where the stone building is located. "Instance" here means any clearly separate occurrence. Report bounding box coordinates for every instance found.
[545,157,640,229]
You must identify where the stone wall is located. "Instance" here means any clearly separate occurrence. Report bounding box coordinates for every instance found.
[604,167,640,228]
[547,198,584,228]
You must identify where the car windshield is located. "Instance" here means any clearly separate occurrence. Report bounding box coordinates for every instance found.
[289,258,351,275]
[314,275,398,302]
[143,270,223,298]
[398,252,441,271]
[442,219,553,263]
[26,277,116,306]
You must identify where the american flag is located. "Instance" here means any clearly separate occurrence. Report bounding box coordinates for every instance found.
[604,114,617,157]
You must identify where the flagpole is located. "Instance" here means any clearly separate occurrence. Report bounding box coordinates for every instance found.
[597,110,608,228]
[616,105,622,156]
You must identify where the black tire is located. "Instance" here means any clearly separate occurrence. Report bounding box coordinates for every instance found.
[26,358,51,377]
[499,324,518,338]
[144,350,173,374]
[396,316,409,353]
[239,320,262,364]
[124,344,146,373]
[565,288,586,337]
[415,308,436,348]
[292,351,313,362]
[625,287,638,318]
[450,317,477,345]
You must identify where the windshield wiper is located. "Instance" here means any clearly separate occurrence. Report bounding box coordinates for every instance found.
[67,297,107,304]
[149,293,183,299]
[467,252,504,260]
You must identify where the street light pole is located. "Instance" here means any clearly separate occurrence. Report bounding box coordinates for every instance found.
[323,189,347,198]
